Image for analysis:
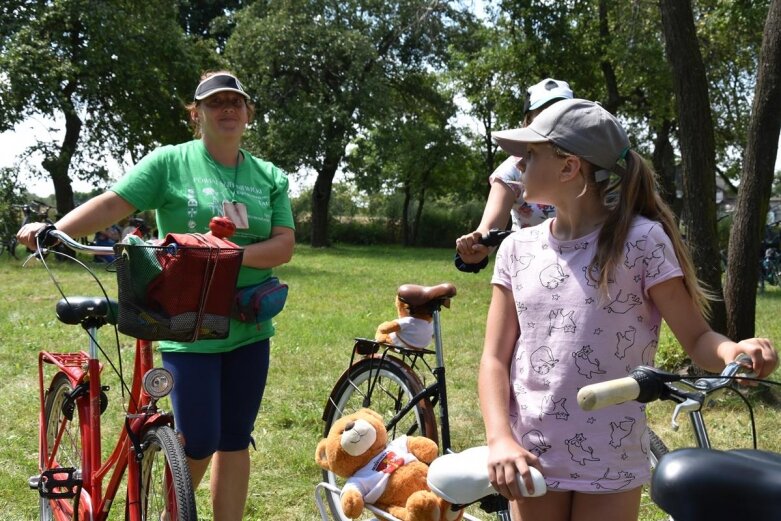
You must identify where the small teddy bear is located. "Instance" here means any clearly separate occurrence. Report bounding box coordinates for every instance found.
[315,408,463,521]
[375,294,434,349]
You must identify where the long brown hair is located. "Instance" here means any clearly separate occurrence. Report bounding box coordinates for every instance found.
[185,70,256,138]
[587,150,711,317]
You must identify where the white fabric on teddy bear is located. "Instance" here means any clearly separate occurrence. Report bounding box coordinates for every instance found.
[341,435,418,504]
[389,317,433,348]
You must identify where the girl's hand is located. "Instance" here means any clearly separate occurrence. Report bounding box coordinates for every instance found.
[731,338,778,379]
[487,435,542,502]
[456,231,490,265]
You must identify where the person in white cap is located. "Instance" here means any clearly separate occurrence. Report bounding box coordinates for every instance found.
[17,70,296,521]
[455,78,573,271]
[478,99,777,521]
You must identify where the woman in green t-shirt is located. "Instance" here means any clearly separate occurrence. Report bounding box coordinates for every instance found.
[18,71,295,521]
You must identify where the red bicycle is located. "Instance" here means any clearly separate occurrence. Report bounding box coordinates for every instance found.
[27,229,197,520]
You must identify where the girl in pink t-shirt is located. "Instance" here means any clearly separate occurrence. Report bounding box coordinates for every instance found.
[479,99,777,521]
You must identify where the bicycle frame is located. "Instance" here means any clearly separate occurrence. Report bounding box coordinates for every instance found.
[37,320,172,521]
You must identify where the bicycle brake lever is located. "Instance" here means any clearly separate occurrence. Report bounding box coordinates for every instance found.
[671,398,701,431]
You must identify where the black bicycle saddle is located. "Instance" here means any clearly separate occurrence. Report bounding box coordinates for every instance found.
[651,448,781,520]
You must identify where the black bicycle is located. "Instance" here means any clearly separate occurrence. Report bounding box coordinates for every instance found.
[578,356,781,520]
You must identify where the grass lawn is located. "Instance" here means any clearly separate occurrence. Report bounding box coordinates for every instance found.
[0,244,779,520]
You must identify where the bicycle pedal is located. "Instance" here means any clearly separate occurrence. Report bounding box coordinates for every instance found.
[32,467,82,499]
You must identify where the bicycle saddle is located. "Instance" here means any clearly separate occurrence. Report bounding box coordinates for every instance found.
[428,446,546,505]
[56,296,119,326]
[397,283,457,309]
[652,448,781,520]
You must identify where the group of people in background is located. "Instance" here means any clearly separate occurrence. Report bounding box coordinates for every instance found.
[17,68,778,521]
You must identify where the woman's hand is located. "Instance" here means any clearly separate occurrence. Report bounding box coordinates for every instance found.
[456,230,490,265]
[486,435,542,502]
[16,222,51,250]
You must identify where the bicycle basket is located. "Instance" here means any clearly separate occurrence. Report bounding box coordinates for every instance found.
[114,234,243,342]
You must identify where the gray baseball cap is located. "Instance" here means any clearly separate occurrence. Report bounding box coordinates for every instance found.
[493,99,630,181]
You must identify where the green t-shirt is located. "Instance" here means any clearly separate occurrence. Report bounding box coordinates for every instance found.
[112,139,295,353]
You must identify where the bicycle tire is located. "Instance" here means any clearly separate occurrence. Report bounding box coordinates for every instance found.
[39,372,86,521]
[321,356,437,521]
[648,428,669,470]
[138,425,197,521]
[8,236,18,258]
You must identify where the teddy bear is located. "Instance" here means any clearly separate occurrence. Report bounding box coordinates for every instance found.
[375,294,434,349]
[315,408,463,521]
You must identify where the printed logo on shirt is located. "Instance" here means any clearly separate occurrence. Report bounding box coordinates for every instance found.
[374,451,405,474]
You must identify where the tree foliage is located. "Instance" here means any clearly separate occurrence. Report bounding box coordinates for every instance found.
[227,0,472,246]
[0,0,218,215]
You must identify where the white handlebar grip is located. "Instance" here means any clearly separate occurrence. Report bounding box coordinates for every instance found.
[577,377,640,411]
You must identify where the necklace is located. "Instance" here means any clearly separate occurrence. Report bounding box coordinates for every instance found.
[208,149,242,203]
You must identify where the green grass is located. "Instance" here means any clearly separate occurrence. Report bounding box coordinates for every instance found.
[0,245,780,520]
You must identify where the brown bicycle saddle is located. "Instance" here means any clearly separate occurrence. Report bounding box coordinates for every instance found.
[397,283,457,309]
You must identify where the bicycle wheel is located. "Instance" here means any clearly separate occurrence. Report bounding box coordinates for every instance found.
[644,428,673,521]
[137,425,197,521]
[321,356,437,521]
[648,428,669,469]
[39,372,85,520]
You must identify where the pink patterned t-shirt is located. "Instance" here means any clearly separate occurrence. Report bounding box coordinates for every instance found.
[491,216,683,492]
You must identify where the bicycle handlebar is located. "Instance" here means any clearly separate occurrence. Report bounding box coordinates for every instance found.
[454,228,513,273]
[37,226,115,255]
[577,354,756,411]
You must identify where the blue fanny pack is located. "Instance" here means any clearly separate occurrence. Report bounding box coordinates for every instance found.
[232,277,289,324]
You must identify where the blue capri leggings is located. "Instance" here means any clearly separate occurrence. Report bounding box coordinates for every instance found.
[161,339,270,460]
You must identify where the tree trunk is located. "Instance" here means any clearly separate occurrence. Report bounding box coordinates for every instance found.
[659,0,726,334]
[42,102,82,219]
[310,168,336,248]
[401,184,412,246]
[310,124,346,247]
[412,186,426,246]
[651,119,682,217]
[725,0,781,340]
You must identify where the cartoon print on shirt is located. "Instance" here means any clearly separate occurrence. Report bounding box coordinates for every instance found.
[510,253,534,273]
[572,345,606,379]
[603,290,641,314]
[516,301,528,316]
[521,429,552,457]
[641,340,657,366]
[530,346,559,375]
[625,237,647,268]
[644,243,666,277]
[540,264,569,289]
[539,395,569,421]
[609,416,636,448]
[548,308,576,335]
[591,469,636,491]
[558,241,589,254]
[516,228,542,243]
[615,326,637,359]
[640,426,650,457]
[582,262,615,288]
[565,433,600,466]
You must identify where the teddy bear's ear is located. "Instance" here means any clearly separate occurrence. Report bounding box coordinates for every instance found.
[315,438,330,470]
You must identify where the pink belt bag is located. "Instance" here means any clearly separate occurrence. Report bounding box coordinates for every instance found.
[231,276,289,324]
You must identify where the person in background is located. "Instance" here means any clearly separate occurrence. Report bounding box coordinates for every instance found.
[479,99,777,521]
[456,78,573,268]
[17,70,295,521]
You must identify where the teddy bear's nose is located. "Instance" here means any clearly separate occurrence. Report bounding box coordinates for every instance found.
[344,421,355,432]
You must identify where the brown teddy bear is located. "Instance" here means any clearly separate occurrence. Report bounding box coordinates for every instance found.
[315,408,463,521]
[375,294,434,349]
